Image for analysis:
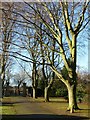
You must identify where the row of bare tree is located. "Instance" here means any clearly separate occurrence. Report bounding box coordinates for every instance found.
[0,1,89,113]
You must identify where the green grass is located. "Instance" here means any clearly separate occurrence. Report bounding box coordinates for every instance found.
[1,96,89,118]
[0,106,16,114]
[27,97,89,117]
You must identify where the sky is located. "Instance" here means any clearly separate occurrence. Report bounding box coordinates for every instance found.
[9,35,89,87]
[4,1,89,87]
[77,41,88,72]
[77,48,88,72]
[10,23,89,87]
[76,25,89,73]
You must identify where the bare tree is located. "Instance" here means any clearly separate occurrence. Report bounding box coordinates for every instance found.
[0,3,16,97]
[14,23,40,98]
[13,68,28,95]
[2,1,89,113]
[21,2,89,113]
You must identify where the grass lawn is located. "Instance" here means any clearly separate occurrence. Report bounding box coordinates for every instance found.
[0,106,16,114]
[0,97,89,120]
[29,97,89,117]
[0,97,16,115]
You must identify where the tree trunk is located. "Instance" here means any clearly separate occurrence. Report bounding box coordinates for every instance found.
[67,83,79,113]
[23,83,26,97]
[1,69,5,98]
[67,85,74,113]
[0,80,3,98]
[32,61,38,99]
[33,87,37,99]
[73,84,79,110]
[44,87,49,102]
[2,81,4,98]
[18,86,20,96]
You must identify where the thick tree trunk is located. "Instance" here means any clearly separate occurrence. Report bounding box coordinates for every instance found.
[44,78,54,102]
[73,84,79,110]
[67,85,74,113]
[67,84,79,113]
[33,87,37,99]
[44,87,49,102]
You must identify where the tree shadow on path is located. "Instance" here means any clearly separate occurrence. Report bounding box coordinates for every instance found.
[2,114,90,120]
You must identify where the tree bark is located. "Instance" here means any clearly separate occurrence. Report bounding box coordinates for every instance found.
[1,67,5,98]
[67,85,74,113]
[23,83,26,97]
[44,87,49,102]
[73,84,79,110]
[32,61,38,99]
[32,87,37,99]
[18,86,20,95]
[67,83,79,113]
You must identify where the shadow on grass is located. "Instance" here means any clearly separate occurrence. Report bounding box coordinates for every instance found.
[79,108,90,111]
[2,101,31,105]
[2,114,90,120]
[2,100,67,104]
[49,100,68,103]
[2,100,48,104]
[2,102,13,106]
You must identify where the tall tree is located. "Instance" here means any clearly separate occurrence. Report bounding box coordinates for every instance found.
[0,3,16,97]
[37,22,56,102]
[21,2,89,113]
[16,24,40,98]
[3,1,89,113]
